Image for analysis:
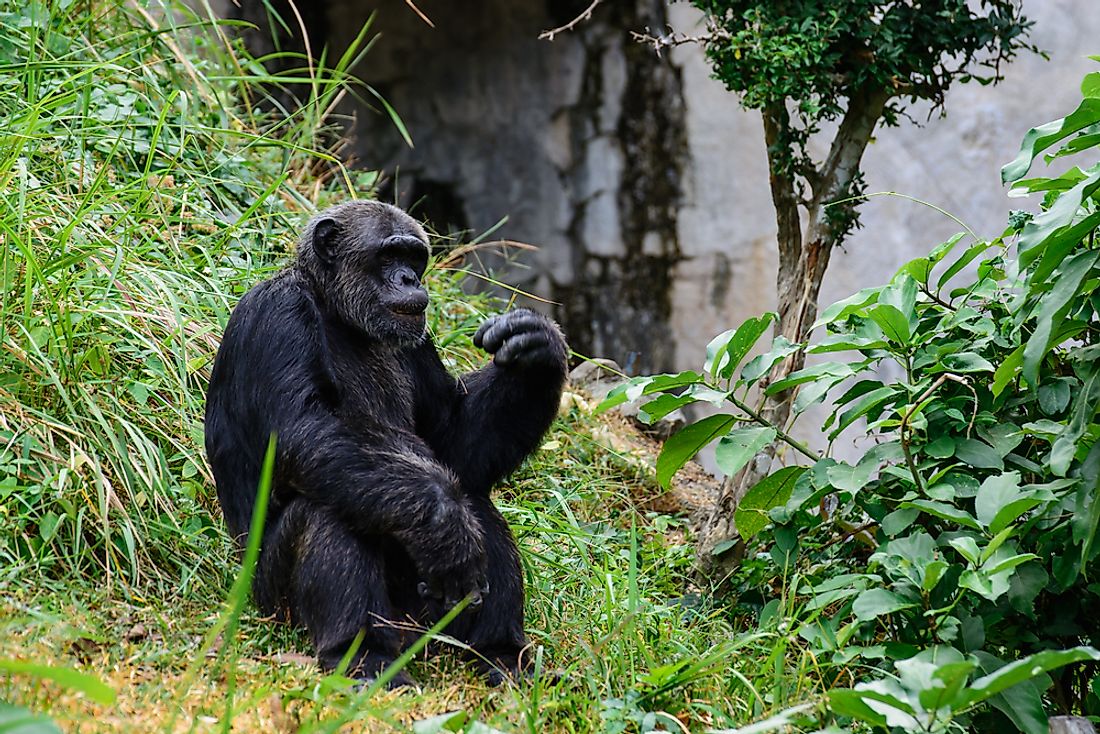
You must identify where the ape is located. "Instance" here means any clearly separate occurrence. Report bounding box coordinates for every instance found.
[204,201,568,686]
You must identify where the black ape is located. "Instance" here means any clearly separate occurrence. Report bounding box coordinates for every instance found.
[204,201,567,685]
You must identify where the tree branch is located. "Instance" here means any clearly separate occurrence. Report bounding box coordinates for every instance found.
[809,83,890,211]
[630,26,729,57]
[539,0,603,41]
[761,103,804,274]
[727,393,821,462]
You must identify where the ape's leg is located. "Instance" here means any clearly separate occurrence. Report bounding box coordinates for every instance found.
[258,500,415,687]
[458,496,528,684]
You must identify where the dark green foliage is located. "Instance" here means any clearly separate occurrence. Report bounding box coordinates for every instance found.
[690,0,1035,239]
[607,63,1100,731]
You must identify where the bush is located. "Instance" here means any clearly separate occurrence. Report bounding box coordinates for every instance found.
[606,63,1100,731]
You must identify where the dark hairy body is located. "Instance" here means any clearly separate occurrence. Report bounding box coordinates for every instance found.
[204,201,568,685]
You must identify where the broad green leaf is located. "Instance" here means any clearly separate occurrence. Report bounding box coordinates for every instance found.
[1002,97,1100,183]
[954,438,1004,470]
[959,647,1100,707]
[926,232,968,266]
[902,500,982,531]
[715,427,776,479]
[939,352,995,373]
[924,659,979,712]
[1038,380,1072,415]
[1031,210,1100,286]
[984,552,1039,577]
[1075,442,1100,568]
[741,335,800,385]
[881,507,920,536]
[637,393,695,424]
[868,304,911,344]
[792,375,845,415]
[949,536,982,565]
[989,501,1047,537]
[879,274,918,320]
[973,652,1047,734]
[826,460,877,493]
[960,567,1010,601]
[706,313,776,379]
[596,371,705,413]
[812,287,882,330]
[925,436,955,459]
[1011,167,1089,194]
[1050,365,1100,476]
[1083,71,1100,98]
[766,361,860,395]
[1017,168,1100,270]
[922,560,949,592]
[852,588,917,621]
[902,257,932,284]
[0,661,115,705]
[1022,250,1099,386]
[808,333,889,354]
[829,386,899,440]
[981,525,1019,564]
[0,703,61,734]
[991,345,1024,397]
[735,466,805,541]
[825,690,890,728]
[656,414,737,488]
[937,241,992,291]
[1048,130,1100,161]
[974,472,1023,531]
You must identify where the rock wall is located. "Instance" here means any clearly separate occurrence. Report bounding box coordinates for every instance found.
[227,0,1099,392]
[318,0,689,375]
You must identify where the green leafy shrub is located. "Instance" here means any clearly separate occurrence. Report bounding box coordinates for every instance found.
[605,62,1100,731]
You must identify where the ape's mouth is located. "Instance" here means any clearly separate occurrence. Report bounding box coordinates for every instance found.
[391,305,427,319]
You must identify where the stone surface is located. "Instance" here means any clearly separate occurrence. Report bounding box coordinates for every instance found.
[226,0,1098,459]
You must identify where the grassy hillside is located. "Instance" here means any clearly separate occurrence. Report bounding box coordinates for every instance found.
[0,3,814,731]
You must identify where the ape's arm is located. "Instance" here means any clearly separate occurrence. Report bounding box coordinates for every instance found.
[205,275,485,603]
[411,309,568,495]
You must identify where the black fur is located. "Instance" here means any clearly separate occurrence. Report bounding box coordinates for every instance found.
[204,201,568,685]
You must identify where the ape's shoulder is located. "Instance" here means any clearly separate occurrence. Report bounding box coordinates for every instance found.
[225,269,323,340]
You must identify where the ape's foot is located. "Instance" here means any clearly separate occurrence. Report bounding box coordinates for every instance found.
[475,652,531,687]
[325,651,419,691]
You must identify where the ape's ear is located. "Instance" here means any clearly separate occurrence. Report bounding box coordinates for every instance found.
[312,217,340,265]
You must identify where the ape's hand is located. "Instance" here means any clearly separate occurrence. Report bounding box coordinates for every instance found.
[418,559,489,612]
[473,309,567,372]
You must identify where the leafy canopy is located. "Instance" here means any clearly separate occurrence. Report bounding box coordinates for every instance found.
[694,0,1034,121]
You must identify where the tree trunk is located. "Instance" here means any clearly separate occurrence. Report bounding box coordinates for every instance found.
[696,85,889,580]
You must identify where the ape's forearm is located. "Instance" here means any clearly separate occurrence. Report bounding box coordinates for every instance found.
[280,421,483,571]
[444,365,564,493]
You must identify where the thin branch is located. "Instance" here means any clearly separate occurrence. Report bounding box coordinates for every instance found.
[539,0,603,42]
[402,0,435,28]
[899,373,971,493]
[727,394,821,463]
[630,27,727,57]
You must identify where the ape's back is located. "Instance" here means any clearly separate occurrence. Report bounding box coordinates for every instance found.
[205,270,320,541]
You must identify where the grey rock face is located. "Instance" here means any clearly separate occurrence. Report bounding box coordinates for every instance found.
[227,0,1099,406]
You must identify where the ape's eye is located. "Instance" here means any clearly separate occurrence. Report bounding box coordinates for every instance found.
[379,254,395,267]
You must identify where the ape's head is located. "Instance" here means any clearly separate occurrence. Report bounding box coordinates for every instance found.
[298,201,431,345]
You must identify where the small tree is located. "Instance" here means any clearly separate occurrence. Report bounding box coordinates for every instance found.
[648,1,1037,576]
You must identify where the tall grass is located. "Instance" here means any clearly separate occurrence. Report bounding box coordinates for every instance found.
[0,4,837,731]
[0,0,369,595]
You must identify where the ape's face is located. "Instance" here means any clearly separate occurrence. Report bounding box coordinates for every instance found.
[303,202,431,345]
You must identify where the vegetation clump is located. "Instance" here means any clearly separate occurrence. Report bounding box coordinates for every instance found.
[611,62,1100,731]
